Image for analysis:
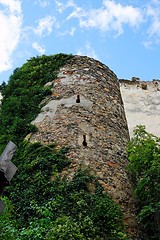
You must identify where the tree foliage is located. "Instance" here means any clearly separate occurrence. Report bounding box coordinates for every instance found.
[128,125,160,240]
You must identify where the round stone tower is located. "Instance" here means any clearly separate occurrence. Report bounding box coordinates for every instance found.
[31,56,138,238]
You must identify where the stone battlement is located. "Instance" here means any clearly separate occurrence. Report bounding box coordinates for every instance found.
[119,78,160,91]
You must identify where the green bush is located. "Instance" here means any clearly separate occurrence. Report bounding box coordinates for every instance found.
[0,197,19,240]
[0,142,127,240]
[128,125,160,239]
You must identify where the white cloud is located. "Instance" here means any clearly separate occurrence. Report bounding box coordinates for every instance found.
[0,0,21,13]
[32,42,46,54]
[55,0,75,13]
[141,1,160,47]
[35,0,50,8]
[58,27,76,36]
[67,0,143,35]
[34,16,56,36]
[142,40,153,49]
[69,27,76,36]
[146,4,160,38]
[0,0,22,72]
[76,42,99,60]
[56,1,160,46]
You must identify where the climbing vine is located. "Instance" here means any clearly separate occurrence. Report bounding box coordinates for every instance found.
[0,54,128,239]
[0,53,73,148]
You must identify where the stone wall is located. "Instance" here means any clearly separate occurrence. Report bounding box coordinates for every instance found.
[120,79,160,137]
[30,56,138,238]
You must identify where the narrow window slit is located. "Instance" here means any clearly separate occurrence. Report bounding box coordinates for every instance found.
[76,95,80,103]
[82,135,87,147]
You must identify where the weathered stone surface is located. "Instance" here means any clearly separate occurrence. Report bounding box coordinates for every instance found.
[120,79,160,137]
[31,56,138,238]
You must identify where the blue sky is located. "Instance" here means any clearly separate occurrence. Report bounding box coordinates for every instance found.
[1,0,160,83]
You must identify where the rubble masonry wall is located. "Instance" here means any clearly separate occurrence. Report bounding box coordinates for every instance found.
[31,56,138,238]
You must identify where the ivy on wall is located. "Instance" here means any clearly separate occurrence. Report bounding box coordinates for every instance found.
[0,54,128,239]
[0,53,73,148]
